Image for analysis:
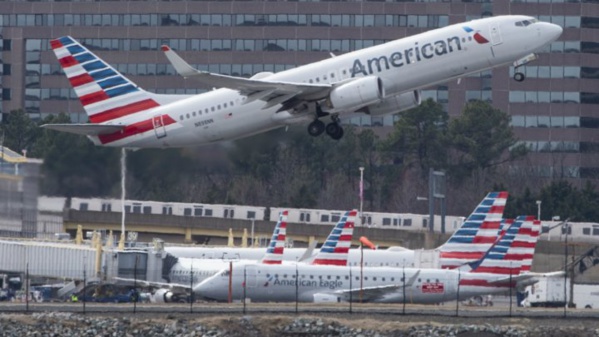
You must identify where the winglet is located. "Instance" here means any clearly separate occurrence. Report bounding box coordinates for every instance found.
[161,45,201,78]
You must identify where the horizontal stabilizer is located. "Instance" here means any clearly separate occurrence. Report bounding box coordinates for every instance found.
[41,123,126,136]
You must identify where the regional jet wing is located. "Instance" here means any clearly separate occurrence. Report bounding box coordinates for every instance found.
[335,271,420,302]
[161,45,332,110]
[41,123,126,136]
[114,277,191,290]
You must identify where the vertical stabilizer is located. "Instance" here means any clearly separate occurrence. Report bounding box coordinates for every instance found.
[260,211,288,264]
[311,210,358,266]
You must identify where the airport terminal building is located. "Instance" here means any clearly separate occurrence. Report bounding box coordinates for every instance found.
[0,0,597,185]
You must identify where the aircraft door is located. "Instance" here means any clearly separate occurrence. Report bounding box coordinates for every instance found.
[152,115,167,139]
[489,24,503,46]
[245,265,257,288]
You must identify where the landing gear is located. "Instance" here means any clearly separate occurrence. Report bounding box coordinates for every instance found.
[514,72,525,82]
[325,122,344,140]
[308,120,325,137]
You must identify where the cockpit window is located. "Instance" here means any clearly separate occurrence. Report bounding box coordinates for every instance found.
[515,18,538,27]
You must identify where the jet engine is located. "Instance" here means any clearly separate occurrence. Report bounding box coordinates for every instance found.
[357,90,421,116]
[326,76,385,112]
[153,289,175,303]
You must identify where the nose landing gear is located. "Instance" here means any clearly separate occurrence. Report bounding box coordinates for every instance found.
[513,72,525,82]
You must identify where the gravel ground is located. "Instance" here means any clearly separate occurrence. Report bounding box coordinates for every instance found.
[1,312,599,337]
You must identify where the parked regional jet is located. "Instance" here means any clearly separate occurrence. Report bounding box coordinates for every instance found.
[165,191,508,269]
[194,216,541,303]
[43,16,561,147]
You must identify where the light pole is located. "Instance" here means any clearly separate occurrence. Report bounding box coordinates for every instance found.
[536,200,542,221]
[359,167,364,225]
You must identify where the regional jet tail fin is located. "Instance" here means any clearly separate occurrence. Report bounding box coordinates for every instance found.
[259,210,288,265]
[311,210,358,266]
[41,123,126,136]
[438,191,508,269]
[466,215,540,276]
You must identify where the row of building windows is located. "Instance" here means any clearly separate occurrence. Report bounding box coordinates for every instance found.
[0,14,449,29]
[2,14,592,29]
[511,116,599,129]
[517,141,599,153]
[23,38,599,55]
[508,91,583,104]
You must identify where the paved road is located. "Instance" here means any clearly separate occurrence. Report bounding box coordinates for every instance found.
[0,301,597,319]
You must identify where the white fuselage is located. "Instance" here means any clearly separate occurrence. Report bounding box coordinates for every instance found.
[99,16,561,148]
[165,246,418,267]
[195,263,516,304]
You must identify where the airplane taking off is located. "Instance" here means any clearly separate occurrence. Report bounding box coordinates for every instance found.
[43,16,562,148]
[194,216,542,303]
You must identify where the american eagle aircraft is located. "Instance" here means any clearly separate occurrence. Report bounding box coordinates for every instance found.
[194,216,543,303]
[42,16,562,147]
[166,191,508,269]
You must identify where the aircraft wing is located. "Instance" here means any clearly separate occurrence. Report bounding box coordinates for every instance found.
[114,277,191,290]
[488,271,565,287]
[161,45,333,110]
[335,271,420,302]
[40,123,126,136]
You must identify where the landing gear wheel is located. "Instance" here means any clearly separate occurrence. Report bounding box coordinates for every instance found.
[514,72,525,82]
[308,120,325,137]
[325,122,344,140]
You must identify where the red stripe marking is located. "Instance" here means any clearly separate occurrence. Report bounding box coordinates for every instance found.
[80,91,111,106]
[90,99,160,123]
[276,234,285,241]
[50,39,63,50]
[98,115,176,144]
[498,191,509,199]
[271,247,284,254]
[69,73,95,87]
[510,242,537,248]
[261,260,282,265]
[489,205,505,214]
[59,55,78,68]
[312,259,346,266]
[440,252,484,259]
[333,247,349,253]
[504,253,533,260]
[480,221,501,229]
[338,234,353,241]
[279,223,287,228]
[472,266,521,274]
[472,236,497,244]
[459,279,515,287]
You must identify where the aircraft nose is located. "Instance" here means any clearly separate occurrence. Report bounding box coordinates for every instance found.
[539,22,563,43]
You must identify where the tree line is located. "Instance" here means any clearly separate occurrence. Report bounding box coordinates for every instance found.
[3,99,597,221]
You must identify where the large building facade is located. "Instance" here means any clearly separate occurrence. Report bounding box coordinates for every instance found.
[0,0,597,186]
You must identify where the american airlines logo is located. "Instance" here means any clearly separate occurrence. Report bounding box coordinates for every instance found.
[351,36,464,77]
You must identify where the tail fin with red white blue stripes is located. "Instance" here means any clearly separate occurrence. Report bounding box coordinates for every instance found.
[260,211,288,265]
[44,36,188,146]
[311,210,358,266]
[467,215,540,276]
[438,191,508,269]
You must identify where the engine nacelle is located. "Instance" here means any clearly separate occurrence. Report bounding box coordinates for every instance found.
[357,90,421,116]
[153,289,175,303]
[327,76,384,112]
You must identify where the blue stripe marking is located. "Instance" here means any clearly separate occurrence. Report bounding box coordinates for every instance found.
[66,45,86,55]
[481,199,495,206]
[74,53,96,64]
[90,68,117,81]
[106,84,138,98]
[59,36,75,46]
[453,229,478,236]
[474,206,491,214]
[82,60,107,72]
[460,222,483,229]
[467,214,486,221]
[320,247,336,253]
[323,241,338,248]
[488,192,499,198]
[448,237,474,244]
